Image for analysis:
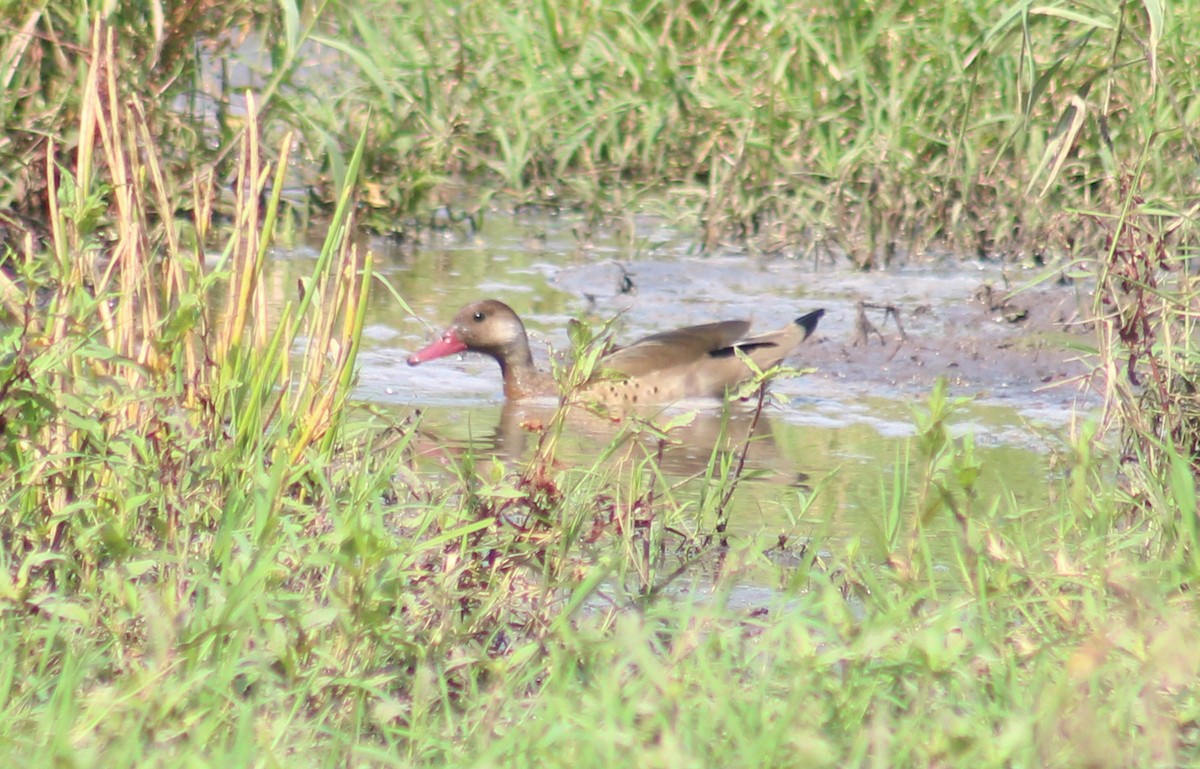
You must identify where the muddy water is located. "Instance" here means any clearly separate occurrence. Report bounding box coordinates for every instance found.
[277,213,1093,558]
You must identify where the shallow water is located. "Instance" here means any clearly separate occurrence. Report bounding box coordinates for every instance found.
[274,212,1090,561]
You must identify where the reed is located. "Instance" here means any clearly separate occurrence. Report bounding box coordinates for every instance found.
[0,17,370,584]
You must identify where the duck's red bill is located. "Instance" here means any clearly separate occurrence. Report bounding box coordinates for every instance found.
[407,330,466,365]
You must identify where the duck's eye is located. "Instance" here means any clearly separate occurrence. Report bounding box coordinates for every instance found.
[472,311,485,322]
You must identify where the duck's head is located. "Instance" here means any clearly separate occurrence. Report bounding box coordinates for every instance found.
[407,299,530,366]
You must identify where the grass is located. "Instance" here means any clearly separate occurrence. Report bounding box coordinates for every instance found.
[1,2,1200,767]
[4,1,1198,266]
[298,0,1198,266]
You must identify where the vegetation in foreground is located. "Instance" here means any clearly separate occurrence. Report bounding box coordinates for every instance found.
[0,4,1199,768]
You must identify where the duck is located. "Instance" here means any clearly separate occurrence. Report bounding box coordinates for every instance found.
[407,299,825,406]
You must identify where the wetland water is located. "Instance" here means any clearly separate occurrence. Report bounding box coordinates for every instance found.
[281,212,1094,555]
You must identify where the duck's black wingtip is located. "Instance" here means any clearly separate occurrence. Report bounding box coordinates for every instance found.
[793,308,826,338]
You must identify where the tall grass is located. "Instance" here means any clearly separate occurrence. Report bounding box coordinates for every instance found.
[5,1,1194,266]
[1087,168,1200,578]
[0,14,372,606]
[0,1,318,239]
[304,0,1197,266]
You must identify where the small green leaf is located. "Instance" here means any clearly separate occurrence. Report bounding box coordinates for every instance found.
[567,318,591,351]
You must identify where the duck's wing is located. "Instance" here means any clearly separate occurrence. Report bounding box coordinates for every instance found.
[600,320,752,378]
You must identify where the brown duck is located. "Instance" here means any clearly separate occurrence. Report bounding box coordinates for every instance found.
[408,299,825,405]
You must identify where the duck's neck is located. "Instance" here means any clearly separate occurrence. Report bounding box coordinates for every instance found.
[496,342,543,399]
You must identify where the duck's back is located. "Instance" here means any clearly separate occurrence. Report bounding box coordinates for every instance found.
[589,313,821,404]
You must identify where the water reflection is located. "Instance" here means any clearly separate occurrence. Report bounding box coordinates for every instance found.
[484,398,800,483]
[401,387,1056,551]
